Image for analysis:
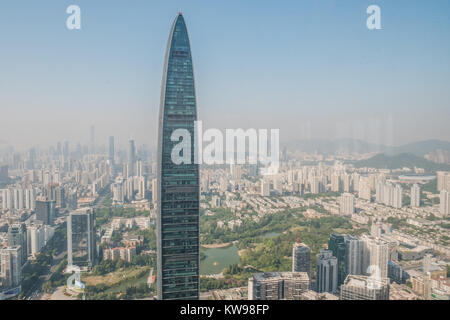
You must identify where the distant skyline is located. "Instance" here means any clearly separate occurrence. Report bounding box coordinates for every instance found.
[1,0,450,150]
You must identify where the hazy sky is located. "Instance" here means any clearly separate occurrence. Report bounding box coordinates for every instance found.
[1,0,449,150]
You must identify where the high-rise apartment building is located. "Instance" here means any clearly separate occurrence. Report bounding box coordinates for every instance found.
[339,193,355,215]
[156,13,200,300]
[410,183,421,208]
[292,240,311,280]
[361,235,389,279]
[7,223,27,265]
[358,177,371,201]
[437,171,450,192]
[0,246,22,289]
[393,184,403,209]
[440,190,450,217]
[261,179,270,197]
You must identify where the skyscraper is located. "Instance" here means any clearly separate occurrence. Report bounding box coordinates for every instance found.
[440,190,450,217]
[393,184,403,209]
[156,13,200,300]
[361,235,389,279]
[67,208,96,269]
[410,183,421,208]
[292,239,311,281]
[109,136,115,165]
[0,246,22,288]
[35,199,56,225]
[128,139,136,177]
[437,171,450,192]
[358,177,371,201]
[7,223,27,265]
[345,236,364,277]
[339,193,355,215]
[316,249,338,293]
[328,234,347,287]
[261,179,270,197]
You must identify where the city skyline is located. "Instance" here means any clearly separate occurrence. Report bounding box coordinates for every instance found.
[1,1,450,305]
[1,0,450,149]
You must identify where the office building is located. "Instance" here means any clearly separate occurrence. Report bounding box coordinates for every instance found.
[316,249,338,293]
[328,234,347,286]
[156,13,200,300]
[35,199,56,225]
[67,208,96,269]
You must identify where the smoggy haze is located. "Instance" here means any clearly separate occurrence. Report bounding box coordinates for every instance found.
[1,0,449,150]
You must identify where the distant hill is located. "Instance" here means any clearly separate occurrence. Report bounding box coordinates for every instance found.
[284,139,385,154]
[384,140,450,157]
[284,139,450,158]
[354,153,450,172]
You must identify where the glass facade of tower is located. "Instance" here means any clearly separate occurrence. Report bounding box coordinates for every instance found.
[67,208,96,268]
[157,14,199,300]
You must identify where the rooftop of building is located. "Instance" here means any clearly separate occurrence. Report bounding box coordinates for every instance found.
[252,272,309,282]
[343,275,389,288]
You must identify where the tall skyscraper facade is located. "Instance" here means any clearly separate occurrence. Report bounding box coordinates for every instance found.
[316,249,338,293]
[361,235,389,279]
[156,13,200,300]
[292,240,311,280]
[345,236,364,277]
[7,223,27,265]
[328,234,347,286]
[67,208,96,269]
[35,199,56,225]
